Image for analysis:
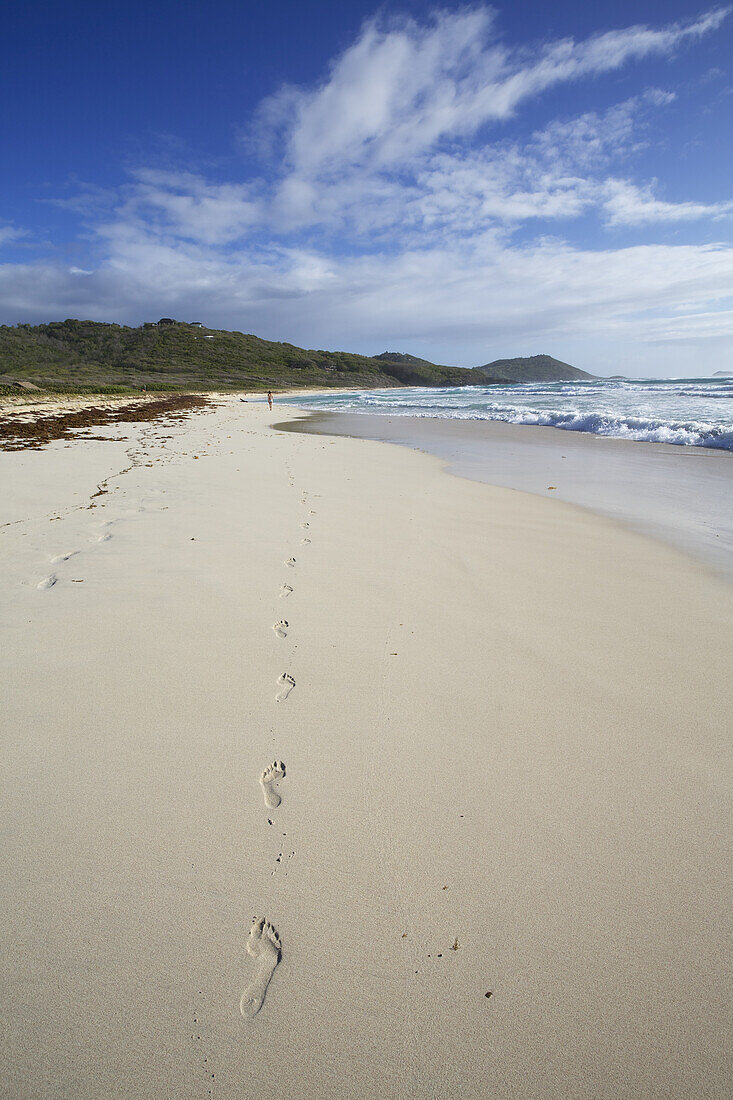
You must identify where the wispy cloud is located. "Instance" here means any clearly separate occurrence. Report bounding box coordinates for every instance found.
[256,7,728,176]
[0,224,26,248]
[245,8,728,239]
[122,169,262,245]
[602,179,733,226]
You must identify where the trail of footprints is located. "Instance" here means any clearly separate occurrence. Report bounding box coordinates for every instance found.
[35,440,177,590]
[39,440,314,1021]
[37,486,173,591]
[37,520,116,590]
[241,466,315,1018]
[37,472,170,592]
[34,419,198,593]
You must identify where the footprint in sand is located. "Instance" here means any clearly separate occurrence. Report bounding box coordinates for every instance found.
[51,550,79,564]
[300,537,311,546]
[279,584,293,598]
[273,620,289,639]
[300,522,309,529]
[285,558,296,568]
[37,574,58,590]
[276,673,295,703]
[260,761,286,809]
[95,520,116,542]
[240,918,281,1018]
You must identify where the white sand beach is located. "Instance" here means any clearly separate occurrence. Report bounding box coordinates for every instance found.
[1,394,731,1098]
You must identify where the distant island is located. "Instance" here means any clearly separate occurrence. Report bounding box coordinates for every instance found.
[473,354,593,383]
[0,318,594,394]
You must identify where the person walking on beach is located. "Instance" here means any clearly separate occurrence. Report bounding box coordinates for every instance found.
[267,391,273,411]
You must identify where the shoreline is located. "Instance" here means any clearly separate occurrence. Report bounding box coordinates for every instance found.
[2,395,730,1097]
[277,407,733,579]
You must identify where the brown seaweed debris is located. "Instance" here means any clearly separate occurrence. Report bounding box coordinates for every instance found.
[0,394,212,452]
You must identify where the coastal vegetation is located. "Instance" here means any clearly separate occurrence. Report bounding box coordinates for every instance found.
[0,319,592,394]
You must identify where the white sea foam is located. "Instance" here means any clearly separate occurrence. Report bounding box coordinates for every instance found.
[287,378,733,452]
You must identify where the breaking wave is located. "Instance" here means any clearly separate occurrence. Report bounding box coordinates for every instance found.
[288,378,733,452]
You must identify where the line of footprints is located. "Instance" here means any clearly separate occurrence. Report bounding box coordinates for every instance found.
[37,519,119,590]
[240,477,316,1019]
[37,482,169,591]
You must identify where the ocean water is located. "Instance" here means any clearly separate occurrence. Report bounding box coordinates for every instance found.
[285,377,733,452]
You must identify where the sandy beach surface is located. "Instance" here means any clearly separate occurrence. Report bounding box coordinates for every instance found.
[1,393,731,1098]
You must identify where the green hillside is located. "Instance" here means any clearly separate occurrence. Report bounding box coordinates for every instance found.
[473,354,594,382]
[0,319,475,394]
[371,351,458,385]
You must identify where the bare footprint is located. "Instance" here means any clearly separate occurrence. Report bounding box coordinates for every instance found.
[285,558,296,568]
[279,584,293,598]
[276,673,295,703]
[240,919,281,1018]
[51,551,78,564]
[37,574,57,590]
[300,522,309,529]
[300,537,311,545]
[260,761,286,809]
[95,521,114,540]
[273,620,289,639]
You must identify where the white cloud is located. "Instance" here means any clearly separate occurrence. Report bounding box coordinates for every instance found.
[638,308,733,343]
[602,179,733,226]
[529,89,675,172]
[0,224,25,248]
[121,169,262,245]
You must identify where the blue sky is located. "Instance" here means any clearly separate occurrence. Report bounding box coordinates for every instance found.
[1,1,731,375]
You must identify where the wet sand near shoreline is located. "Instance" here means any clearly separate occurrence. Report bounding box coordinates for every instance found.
[280,410,733,578]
